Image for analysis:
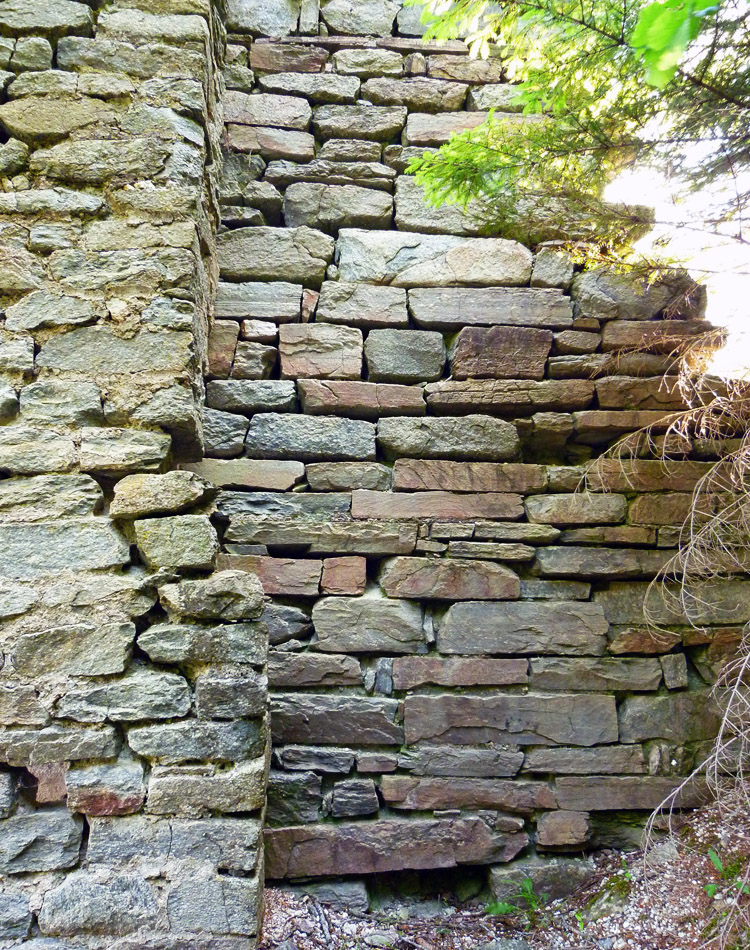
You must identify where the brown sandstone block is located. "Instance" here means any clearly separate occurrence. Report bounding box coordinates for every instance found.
[181,459,304,491]
[450,326,553,380]
[352,489,523,521]
[279,324,363,379]
[525,493,627,526]
[529,657,662,691]
[584,459,713,492]
[216,554,322,597]
[607,627,682,654]
[268,652,361,688]
[380,775,556,812]
[572,410,672,444]
[379,555,520,600]
[225,124,316,162]
[312,594,424,654]
[225,515,417,555]
[448,541,535,561]
[596,376,689,411]
[404,693,618,746]
[392,657,528,690]
[628,492,697,525]
[306,461,391,491]
[601,319,709,353]
[250,44,329,74]
[535,545,670,578]
[271,695,404,746]
[425,379,594,415]
[397,747,525,779]
[298,379,425,418]
[207,321,238,379]
[522,745,647,775]
[536,811,591,848]
[321,556,367,595]
[560,526,657,545]
[265,817,528,878]
[555,776,708,811]
[393,460,546,493]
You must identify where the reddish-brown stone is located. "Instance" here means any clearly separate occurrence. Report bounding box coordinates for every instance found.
[279,324,363,380]
[536,810,591,848]
[392,657,528,690]
[250,43,329,74]
[425,379,594,415]
[393,460,546,493]
[217,554,322,597]
[67,787,145,817]
[596,376,689,411]
[207,320,239,379]
[225,124,316,163]
[268,652,362,688]
[379,555,520,600]
[321,556,367,595]
[601,319,709,353]
[380,775,556,812]
[352,489,523,521]
[572,411,672,444]
[450,326,553,380]
[29,763,68,804]
[555,776,709,810]
[585,459,713,492]
[629,492,710,526]
[607,627,682,655]
[265,818,528,878]
[298,379,425,418]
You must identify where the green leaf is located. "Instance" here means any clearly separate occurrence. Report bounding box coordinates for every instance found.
[486,901,520,916]
[708,849,725,873]
[705,883,719,898]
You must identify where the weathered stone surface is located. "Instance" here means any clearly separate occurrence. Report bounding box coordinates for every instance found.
[268,770,322,825]
[364,77,467,111]
[332,48,404,77]
[159,570,265,621]
[601,318,708,353]
[56,666,191,723]
[0,95,112,144]
[596,376,688,411]
[0,475,101,523]
[572,266,703,322]
[321,556,367,595]
[536,545,669,579]
[393,657,528,690]
[207,379,297,413]
[19,379,102,427]
[218,554,321,597]
[0,811,83,874]
[451,326,553,380]
[111,471,211,518]
[409,287,572,328]
[31,137,169,183]
[269,652,361,688]
[226,514,417,554]
[272,695,404,745]
[79,428,171,475]
[337,229,532,287]
[321,0,398,33]
[437,601,608,655]
[404,693,618,746]
[556,776,708,811]
[228,0,301,34]
[317,281,409,328]
[218,226,335,288]
[379,556,519,600]
[251,42,329,73]
[0,426,76,475]
[266,817,527,878]
[585,459,712,492]
[330,778,379,818]
[0,889,30,938]
[529,657,662,691]
[468,83,525,112]
[313,104,407,140]
[276,746,355,773]
[166,875,261,936]
[306,461,391,491]
[618,691,722,743]
[280,323,363,379]
[38,872,157,936]
[490,855,596,903]
[397,745,524,778]
[267,157,396,190]
[393,176,496,236]
[66,753,145,817]
[0,0,93,37]
[393,460,546,493]
[404,110,489,145]
[139,621,266,665]
[246,413,376,461]
[525,493,627,526]
[428,54,505,83]
[0,520,129,581]
[225,90,311,130]
[227,123,316,163]
[285,182,393,232]
[381,775,555,812]
[147,761,266,815]
[128,720,264,764]
[0,724,118,766]
[5,290,96,331]
[134,515,219,571]
[195,671,267,720]
[353,489,522,521]
[365,328,445,383]
[299,379,426,418]
[203,408,249,458]
[522,745,647,775]
[216,280,302,321]
[378,416,520,460]
[0,771,15,818]
[217,489,350,519]
[312,594,424,653]
[14,622,134,677]
[259,72,360,103]
[595,579,750,627]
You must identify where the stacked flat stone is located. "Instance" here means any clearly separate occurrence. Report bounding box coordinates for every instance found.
[190,0,729,902]
[0,1,268,945]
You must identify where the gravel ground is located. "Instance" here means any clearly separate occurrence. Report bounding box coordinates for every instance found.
[260,803,750,950]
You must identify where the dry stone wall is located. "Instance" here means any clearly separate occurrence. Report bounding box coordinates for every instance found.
[0,2,269,946]
[189,0,735,904]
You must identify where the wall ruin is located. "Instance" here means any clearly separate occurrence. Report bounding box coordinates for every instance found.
[0,0,734,944]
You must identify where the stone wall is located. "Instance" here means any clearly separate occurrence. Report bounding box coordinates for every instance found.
[191,0,733,905]
[0,1,269,946]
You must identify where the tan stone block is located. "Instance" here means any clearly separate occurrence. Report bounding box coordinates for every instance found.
[381,775,556,812]
[392,657,528,690]
[279,324,363,379]
[536,811,591,848]
[352,489,523,521]
[555,776,708,811]
[425,379,594,415]
[525,493,627,526]
[596,376,689,411]
[601,319,709,353]
[321,556,367,595]
[181,459,304,491]
[393,460,546,493]
[585,459,713,492]
[206,320,238,380]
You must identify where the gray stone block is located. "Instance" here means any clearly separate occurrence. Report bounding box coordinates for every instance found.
[377,415,520,461]
[365,328,445,383]
[0,725,119,767]
[268,770,322,825]
[0,889,31,938]
[134,515,219,571]
[218,226,334,288]
[38,872,157,936]
[312,594,424,653]
[128,719,265,764]
[166,875,261,936]
[56,666,191,723]
[246,413,376,461]
[0,474,102,521]
[284,182,393,233]
[139,621,266,665]
[0,811,83,874]
[312,104,407,140]
[0,519,129,580]
[195,671,267,720]
[158,570,265,622]
[203,408,249,458]
[14,621,135,677]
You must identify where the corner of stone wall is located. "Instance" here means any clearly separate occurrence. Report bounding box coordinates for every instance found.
[0,1,268,945]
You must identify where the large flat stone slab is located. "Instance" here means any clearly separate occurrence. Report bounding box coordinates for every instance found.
[377,416,520,460]
[379,556,520,600]
[312,593,424,653]
[408,287,572,328]
[218,227,335,288]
